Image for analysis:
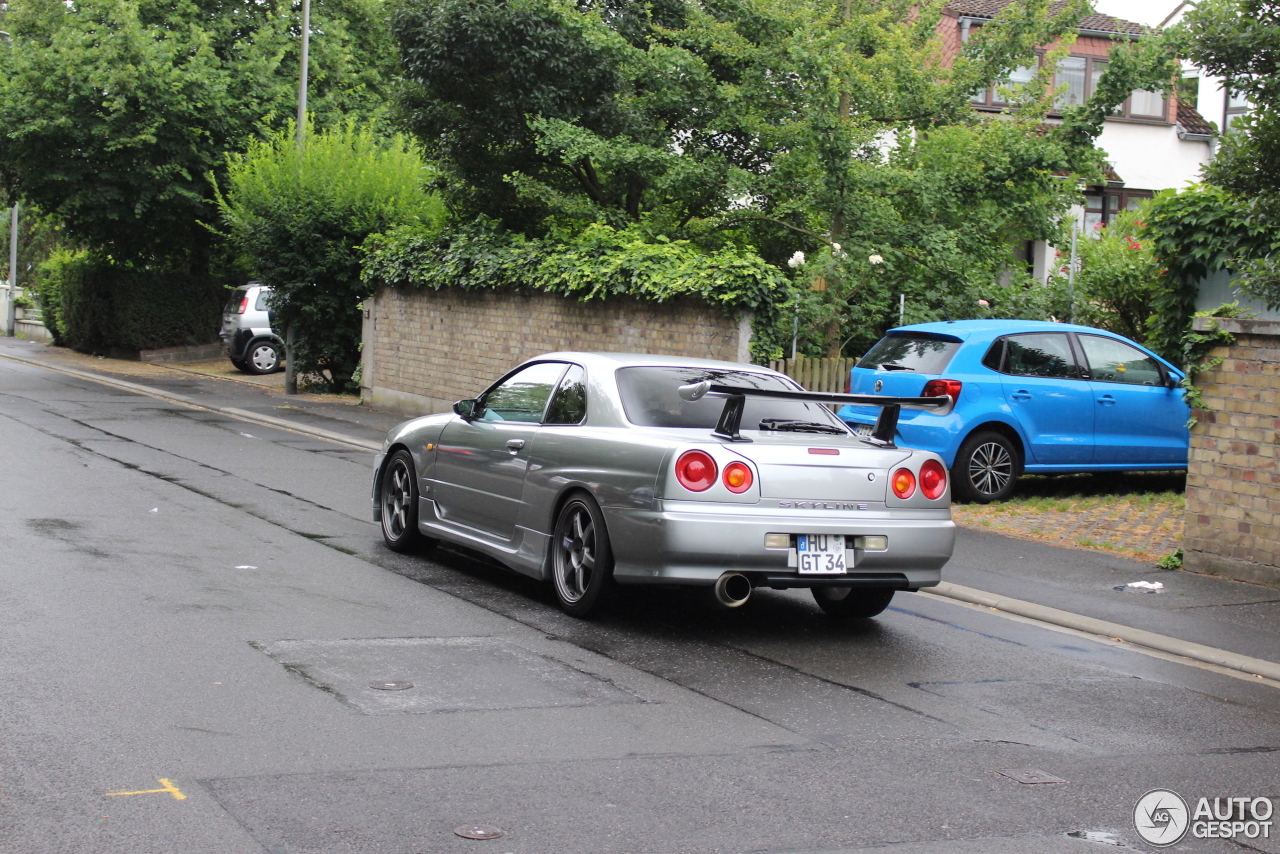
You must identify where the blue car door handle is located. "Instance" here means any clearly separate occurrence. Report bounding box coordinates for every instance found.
[506,438,526,452]
[1097,395,1116,405]
[1011,390,1032,401]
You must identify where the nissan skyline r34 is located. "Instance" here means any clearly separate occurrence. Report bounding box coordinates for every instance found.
[372,353,956,619]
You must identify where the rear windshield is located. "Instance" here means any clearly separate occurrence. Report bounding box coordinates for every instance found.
[615,366,848,433]
[224,288,247,313]
[856,333,961,375]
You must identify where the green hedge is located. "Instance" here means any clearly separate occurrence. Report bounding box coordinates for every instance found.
[37,251,223,353]
[362,221,788,361]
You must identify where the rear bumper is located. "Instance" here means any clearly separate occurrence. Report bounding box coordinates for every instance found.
[605,500,953,589]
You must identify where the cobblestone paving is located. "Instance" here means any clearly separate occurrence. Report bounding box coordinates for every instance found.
[953,472,1186,564]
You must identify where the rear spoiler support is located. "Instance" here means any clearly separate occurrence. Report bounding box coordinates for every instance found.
[678,382,953,448]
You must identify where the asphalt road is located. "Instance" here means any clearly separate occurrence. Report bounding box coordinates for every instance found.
[1,347,1278,854]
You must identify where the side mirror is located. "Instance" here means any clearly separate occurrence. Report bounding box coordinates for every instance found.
[453,399,478,420]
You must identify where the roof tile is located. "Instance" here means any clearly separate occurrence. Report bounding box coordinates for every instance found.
[946,1,1150,35]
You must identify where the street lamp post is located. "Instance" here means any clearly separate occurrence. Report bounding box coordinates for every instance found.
[284,0,310,395]
[5,204,16,338]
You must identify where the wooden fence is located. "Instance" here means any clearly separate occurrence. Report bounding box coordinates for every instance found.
[767,356,857,393]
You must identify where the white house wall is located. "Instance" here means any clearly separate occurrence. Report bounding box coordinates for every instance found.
[1096,123,1212,192]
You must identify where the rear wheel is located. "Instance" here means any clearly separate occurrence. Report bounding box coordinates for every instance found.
[951,430,1018,503]
[379,450,434,553]
[243,340,281,375]
[812,586,895,618]
[551,494,614,618]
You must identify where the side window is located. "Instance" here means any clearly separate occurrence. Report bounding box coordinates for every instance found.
[544,365,588,425]
[1001,333,1078,379]
[982,340,1006,372]
[477,362,567,423]
[255,289,271,312]
[1077,335,1165,386]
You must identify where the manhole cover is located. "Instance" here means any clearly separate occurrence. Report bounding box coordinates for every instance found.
[995,768,1067,784]
[454,825,503,840]
[369,681,414,691]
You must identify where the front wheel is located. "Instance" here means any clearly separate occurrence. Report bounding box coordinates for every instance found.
[812,586,895,618]
[951,430,1019,503]
[551,494,614,618]
[379,450,434,553]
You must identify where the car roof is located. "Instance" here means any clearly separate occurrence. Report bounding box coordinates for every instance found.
[528,352,784,373]
[886,319,1133,340]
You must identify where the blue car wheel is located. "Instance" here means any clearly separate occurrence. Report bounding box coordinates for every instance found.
[952,430,1018,503]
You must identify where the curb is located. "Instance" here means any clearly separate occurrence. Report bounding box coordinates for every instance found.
[924,581,1280,683]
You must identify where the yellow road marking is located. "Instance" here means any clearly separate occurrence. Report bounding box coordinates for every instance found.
[105,779,186,800]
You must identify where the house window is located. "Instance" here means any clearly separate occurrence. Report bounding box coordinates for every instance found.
[972,64,1037,108]
[1083,189,1152,235]
[1177,76,1199,111]
[1224,89,1250,134]
[1050,56,1168,121]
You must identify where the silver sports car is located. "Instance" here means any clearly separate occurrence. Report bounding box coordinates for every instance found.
[372,353,956,618]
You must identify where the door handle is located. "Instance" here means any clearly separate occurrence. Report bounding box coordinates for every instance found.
[1097,395,1116,405]
[506,438,526,452]
[1011,391,1032,401]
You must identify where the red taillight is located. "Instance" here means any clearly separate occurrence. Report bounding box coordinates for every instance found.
[920,459,947,500]
[891,467,916,499]
[237,295,249,314]
[723,461,753,493]
[922,379,962,404]
[675,450,717,492]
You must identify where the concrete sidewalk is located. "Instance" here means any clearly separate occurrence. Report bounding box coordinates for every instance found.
[3,336,1276,681]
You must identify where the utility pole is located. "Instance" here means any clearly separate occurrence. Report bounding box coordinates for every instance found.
[5,204,16,338]
[284,0,310,395]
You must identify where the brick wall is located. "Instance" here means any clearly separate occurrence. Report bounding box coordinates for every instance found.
[363,286,752,416]
[1183,318,1280,588]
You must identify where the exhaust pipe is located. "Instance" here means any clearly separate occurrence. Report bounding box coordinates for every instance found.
[712,572,752,608]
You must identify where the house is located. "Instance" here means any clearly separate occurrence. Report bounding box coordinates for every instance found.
[938,1,1219,284]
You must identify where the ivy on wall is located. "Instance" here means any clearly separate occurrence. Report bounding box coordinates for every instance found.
[362,220,789,360]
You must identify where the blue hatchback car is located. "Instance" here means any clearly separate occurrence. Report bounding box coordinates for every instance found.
[836,320,1190,503]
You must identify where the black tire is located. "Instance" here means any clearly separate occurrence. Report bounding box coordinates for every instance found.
[243,340,281,375]
[230,357,250,373]
[812,586,896,618]
[951,430,1019,503]
[379,450,434,553]
[550,494,615,618]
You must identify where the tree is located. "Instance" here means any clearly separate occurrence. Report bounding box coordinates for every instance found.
[1173,0,1280,306]
[390,0,1180,356]
[0,0,398,271]
[217,121,442,393]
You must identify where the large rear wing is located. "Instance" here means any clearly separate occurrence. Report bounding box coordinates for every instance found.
[677,381,953,447]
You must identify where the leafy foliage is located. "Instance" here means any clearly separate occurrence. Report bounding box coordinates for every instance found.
[1066,210,1163,343]
[1171,0,1280,305]
[1177,302,1256,427]
[389,0,1183,357]
[1141,185,1278,359]
[0,0,399,354]
[363,218,787,360]
[35,250,224,352]
[217,121,441,393]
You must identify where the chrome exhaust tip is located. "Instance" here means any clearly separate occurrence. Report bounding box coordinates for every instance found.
[713,572,752,608]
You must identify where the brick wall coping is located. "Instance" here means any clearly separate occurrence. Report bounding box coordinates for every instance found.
[1191,317,1280,336]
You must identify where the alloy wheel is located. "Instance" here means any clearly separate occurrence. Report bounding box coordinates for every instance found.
[969,441,1014,497]
[554,504,596,604]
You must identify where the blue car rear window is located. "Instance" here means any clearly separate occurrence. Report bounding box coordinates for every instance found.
[856,333,961,374]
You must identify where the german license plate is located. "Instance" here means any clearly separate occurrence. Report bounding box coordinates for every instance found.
[794,534,847,574]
